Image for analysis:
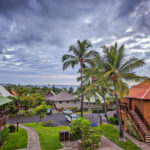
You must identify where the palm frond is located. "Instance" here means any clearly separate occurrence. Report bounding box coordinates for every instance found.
[62,54,77,62]
[84,50,99,59]
[120,58,145,73]
[122,72,148,82]
[69,45,80,56]
[62,60,78,70]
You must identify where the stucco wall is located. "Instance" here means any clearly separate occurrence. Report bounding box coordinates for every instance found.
[121,98,150,125]
[54,101,97,109]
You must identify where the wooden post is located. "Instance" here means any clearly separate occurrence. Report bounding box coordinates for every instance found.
[17,122,19,132]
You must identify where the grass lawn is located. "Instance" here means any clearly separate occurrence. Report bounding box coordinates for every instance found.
[101,124,141,150]
[0,128,27,150]
[24,122,69,150]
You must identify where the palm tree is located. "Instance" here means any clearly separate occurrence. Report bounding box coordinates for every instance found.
[102,42,146,141]
[62,40,98,116]
[83,55,111,123]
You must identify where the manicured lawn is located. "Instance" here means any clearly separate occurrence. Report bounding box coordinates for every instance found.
[24,122,69,150]
[0,128,27,150]
[101,124,141,150]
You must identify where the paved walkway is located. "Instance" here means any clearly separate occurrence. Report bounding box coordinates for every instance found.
[59,136,123,150]
[115,125,150,150]
[18,124,41,150]
[98,136,123,150]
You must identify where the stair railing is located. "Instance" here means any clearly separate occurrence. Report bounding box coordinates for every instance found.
[135,105,150,130]
[127,107,145,138]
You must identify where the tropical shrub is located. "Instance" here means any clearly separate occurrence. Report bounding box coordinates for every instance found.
[108,117,118,125]
[69,107,78,112]
[45,120,54,127]
[9,124,16,133]
[70,117,102,149]
[70,117,91,140]
[126,118,141,141]
[0,127,9,146]
[23,108,36,117]
[35,102,50,122]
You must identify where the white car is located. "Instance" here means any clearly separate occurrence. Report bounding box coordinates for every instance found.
[65,114,78,122]
[63,109,72,115]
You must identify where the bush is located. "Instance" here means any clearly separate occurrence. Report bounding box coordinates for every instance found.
[45,120,54,127]
[0,127,9,146]
[9,124,16,133]
[70,117,90,140]
[69,107,78,112]
[23,110,35,117]
[126,118,141,141]
[70,117,102,150]
[108,117,118,125]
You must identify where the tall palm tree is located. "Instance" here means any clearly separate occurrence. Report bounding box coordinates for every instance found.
[102,42,146,141]
[62,40,98,116]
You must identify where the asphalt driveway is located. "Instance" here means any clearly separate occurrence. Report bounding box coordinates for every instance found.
[8,111,115,126]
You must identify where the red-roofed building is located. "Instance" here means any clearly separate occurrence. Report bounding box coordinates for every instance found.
[120,81,150,142]
[10,90,17,96]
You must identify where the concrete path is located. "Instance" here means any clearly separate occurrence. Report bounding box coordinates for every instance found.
[115,125,150,150]
[59,136,123,150]
[18,124,41,150]
[98,136,123,150]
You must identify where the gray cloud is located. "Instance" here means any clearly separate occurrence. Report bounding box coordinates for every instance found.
[0,0,150,85]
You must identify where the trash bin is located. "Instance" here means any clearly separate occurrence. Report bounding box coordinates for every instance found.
[59,130,69,141]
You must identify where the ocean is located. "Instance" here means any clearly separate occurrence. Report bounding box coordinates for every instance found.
[39,85,79,91]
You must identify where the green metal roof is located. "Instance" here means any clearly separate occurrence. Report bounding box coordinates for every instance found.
[74,93,110,104]
[0,96,13,106]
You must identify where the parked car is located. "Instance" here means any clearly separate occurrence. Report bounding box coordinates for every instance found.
[65,114,78,122]
[46,108,52,115]
[63,109,72,115]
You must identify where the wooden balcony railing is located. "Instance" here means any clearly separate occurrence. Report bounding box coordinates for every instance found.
[135,105,150,130]
[119,102,127,112]
[0,109,9,118]
[0,116,7,130]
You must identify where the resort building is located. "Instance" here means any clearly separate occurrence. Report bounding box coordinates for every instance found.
[120,82,150,142]
[45,90,56,104]
[48,91,80,109]
[0,96,12,130]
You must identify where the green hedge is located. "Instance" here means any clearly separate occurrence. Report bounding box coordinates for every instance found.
[108,117,118,125]
[92,108,115,113]
[0,127,9,146]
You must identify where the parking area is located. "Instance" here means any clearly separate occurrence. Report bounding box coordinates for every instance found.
[8,111,115,126]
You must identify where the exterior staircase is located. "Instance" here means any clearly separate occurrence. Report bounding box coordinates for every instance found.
[119,103,150,142]
[127,109,150,142]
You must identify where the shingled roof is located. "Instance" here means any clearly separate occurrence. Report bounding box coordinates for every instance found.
[127,82,150,100]
[45,90,56,100]
[49,91,75,102]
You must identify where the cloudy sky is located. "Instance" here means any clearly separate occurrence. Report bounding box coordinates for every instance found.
[0,0,150,85]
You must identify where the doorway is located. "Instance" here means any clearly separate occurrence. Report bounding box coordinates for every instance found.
[129,99,132,110]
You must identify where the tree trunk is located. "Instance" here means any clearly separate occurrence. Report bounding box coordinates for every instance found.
[80,62,84,117]
[96,102,102,125]
[115,92,125,141]
[102,87,108,123]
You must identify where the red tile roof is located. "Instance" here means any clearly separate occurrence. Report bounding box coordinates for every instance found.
[127,82,150,100]
[10,90,17,96]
